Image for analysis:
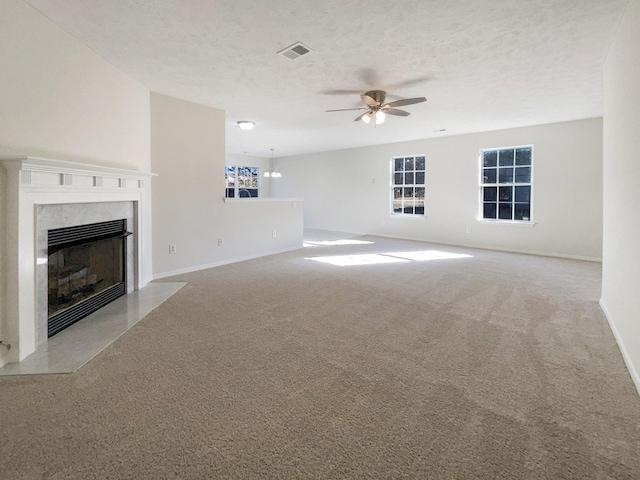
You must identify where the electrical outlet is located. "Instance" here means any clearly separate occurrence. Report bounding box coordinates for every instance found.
[217,238,223,246]
[272,230,277,238]
[169,244,177,254]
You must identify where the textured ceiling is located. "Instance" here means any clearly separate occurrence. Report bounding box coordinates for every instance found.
[25,0,628,157]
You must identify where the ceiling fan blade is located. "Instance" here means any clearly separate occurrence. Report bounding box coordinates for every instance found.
[325,107,368,112]
[361,94,378,107]
[384,97,427,108]
[384,108,411,117]
[383,76,431,91]
[354,111,371,122]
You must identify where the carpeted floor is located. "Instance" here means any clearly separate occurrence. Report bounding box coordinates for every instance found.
[1,234,639,479]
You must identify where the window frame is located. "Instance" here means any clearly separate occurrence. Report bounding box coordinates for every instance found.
[389,154,427,217]
[479,145,533,223]
[225,165,261,198]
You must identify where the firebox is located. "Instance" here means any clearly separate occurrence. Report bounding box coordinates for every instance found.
[47,219,131,337]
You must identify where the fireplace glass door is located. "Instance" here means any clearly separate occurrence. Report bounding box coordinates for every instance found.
[47,220,129,337]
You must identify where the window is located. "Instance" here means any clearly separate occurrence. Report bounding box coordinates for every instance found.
[225,166,260,198]
[391,155,426,215]
[480,146,532,221]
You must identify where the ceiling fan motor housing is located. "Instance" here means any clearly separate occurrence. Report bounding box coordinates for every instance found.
[363,90,387,106]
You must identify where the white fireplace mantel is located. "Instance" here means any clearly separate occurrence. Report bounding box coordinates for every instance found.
[0,157,156,366]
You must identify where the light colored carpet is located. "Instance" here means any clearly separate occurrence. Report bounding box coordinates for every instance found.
[1,234,639,479]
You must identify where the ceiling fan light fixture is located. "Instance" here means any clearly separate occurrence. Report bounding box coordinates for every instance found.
[375,110,386,124]
[362,112,372,124]
[237,120,255,131]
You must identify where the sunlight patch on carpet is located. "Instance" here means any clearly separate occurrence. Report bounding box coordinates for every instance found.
[306,250,472,266]
[303,239,374,247]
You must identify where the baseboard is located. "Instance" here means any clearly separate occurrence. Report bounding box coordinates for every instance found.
[152,245,301,280]
[372,233,602,263]
[599,299,640,397]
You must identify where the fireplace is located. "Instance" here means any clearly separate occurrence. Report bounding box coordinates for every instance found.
[0,157,155,367]
[47,220,131,337]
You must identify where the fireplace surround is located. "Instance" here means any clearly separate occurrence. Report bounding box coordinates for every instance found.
[0,157,154,367]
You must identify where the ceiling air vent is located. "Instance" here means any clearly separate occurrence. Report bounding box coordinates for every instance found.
[278,42,313,60]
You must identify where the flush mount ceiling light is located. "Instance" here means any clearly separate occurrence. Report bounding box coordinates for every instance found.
[236,121,255,131]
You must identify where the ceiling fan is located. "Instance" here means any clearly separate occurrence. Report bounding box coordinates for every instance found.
[326,90,426,125]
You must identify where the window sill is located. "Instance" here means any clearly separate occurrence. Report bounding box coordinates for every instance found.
[390,214,427,219]
[477,219,536,227]
[223,197,303,203]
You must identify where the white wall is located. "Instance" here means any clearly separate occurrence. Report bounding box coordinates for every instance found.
[0,0,152,366]
[0,0,150,170]
[601,0,640,395]
[273,118,603,260]
[151,93,303,278]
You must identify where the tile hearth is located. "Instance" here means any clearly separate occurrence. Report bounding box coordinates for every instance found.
[0,282,185,375]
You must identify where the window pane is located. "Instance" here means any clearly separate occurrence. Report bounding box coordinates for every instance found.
[394,158,404,171]
[403,187,414,199]
[415,188,425,212]
[237,166,248,187]
[515,186,531,203]
[225,166,235,188]
[514,204,530,221]
[483,151,497,167]
[483,168,496,184]
[498,203,512,219]
[394,173,403,185]
[416,172,425,184]
[499,167,513,183]
[514,166,531,183]
[403,188,416,213]
[404,157,414,171]
[516,147,532,166]
[405,172,414,185]
[498,149,515,166]
[415,205,425,215]
[415,156,425,170]
[393,187,403,213]
[226,187,235,198]
[499,186,512,202]
[483,187,497,202]
[483,203,497,219]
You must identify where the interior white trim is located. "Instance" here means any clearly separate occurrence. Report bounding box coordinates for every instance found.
[476,220,537,227]
[373,234,601,262]
[153,245,302,280]
[599,299,640,397]
[0,156,155,365]
[223,197,303,203]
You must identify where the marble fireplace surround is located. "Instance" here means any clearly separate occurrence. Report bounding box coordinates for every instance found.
[0,157,155,366]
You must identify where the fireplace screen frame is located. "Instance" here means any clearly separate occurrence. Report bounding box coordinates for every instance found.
[46,219,132,337]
